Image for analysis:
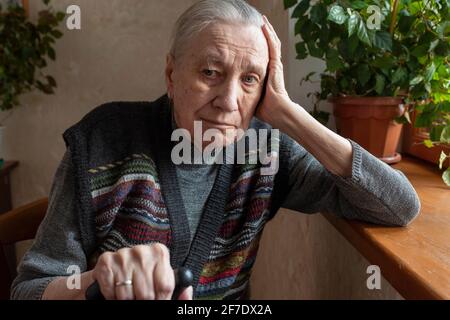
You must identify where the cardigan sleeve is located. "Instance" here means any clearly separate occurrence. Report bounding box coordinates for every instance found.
[10,149,88,300]
[281,138,421,226]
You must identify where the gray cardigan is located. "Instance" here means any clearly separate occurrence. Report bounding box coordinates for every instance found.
[11,130,421,299]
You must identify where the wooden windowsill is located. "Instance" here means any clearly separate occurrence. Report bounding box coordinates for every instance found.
[323,156,449,300]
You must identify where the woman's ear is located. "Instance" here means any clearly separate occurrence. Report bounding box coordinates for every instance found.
[165,53,175,97]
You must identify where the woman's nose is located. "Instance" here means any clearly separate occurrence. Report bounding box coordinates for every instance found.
[213,80,239,112]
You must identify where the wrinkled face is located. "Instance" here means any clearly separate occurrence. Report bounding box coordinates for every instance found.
[166,22,269,148]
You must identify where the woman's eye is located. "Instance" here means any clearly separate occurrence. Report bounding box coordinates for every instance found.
[243,75,258,84]
[202,69,217,78]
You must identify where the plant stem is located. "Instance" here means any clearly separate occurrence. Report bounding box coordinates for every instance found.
[389,0,400,34]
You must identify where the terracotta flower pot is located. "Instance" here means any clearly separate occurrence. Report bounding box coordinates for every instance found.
[330,96,405,164]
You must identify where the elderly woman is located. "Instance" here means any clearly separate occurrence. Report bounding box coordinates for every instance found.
[11,0,420,300]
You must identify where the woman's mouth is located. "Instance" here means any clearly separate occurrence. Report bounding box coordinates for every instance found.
[200,118,235,129]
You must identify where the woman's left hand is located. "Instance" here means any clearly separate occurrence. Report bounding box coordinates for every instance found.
[256,15,293,126]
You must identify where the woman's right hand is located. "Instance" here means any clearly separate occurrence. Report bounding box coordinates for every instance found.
[91,243,193,300]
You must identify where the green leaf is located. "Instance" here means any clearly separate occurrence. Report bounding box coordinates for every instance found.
[291,0,310,18]
[409,75,423,86]
[50,29,63,39]
[414,109,433,127]
[347,34,359,56]
[417,55,428,65]
[440,101,450,112]
[326,48,344,72]
[357,64,371,86]
[435,41,450,57]
[319,24,330,47]
[337,39,349,60]
[326,48,339,60]
[295,18,306,35]
[375,74,385,95]
[295,42,307,59]
[415,104,426,113]
[443,168,450,187]
[398,15,415,34]
[430,126,444,142]
[339,77,350,90]
[328,5,347,25]
[47,47,56,60]
[439,151,447,170]
[46,75,56,87]
[372,56,395,69]
[357,19,371,46]
[430,39,439,52]
[350,1,367,9]
[21,47,34,59]
[373,31,392,51]
[434,93,450,103]
[326,55,344,72]
[307,41,323,58]
[423,139,434,148]
[437,21,450,37]
[284,0,297,9]
[36,80,54,94]
[300,71,316,86]
[347,12,359,37]
[56,12,66,21]
[424,62,436,82]
[392,67,407,84]
[441,126,450,143]
[310,4,327,24]
[411,44,429,57]
[300,20,320,42]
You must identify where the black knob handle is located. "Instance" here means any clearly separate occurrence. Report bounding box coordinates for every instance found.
[85,267,193,300]
[85,280,103,300]
[171,267,194,300]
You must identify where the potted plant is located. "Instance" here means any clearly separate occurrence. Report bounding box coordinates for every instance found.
[0,0,64,168]
[284,0,449,182]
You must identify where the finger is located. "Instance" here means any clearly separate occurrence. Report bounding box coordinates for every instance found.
[132,268,155,300]
[153,258,175,300]
[262,24,279,61]
[114,274,135,300]
[262,16,281,48]
[262,17,281,61]
[263,15,277,39]
[93,252,116,300]
[178,286,193,300]
[96,271,115,300]
[113,250,135,300]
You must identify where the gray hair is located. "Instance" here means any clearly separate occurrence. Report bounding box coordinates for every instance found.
[169,0,263,61]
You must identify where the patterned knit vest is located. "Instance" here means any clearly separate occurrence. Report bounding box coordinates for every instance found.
[63,94,290,300]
